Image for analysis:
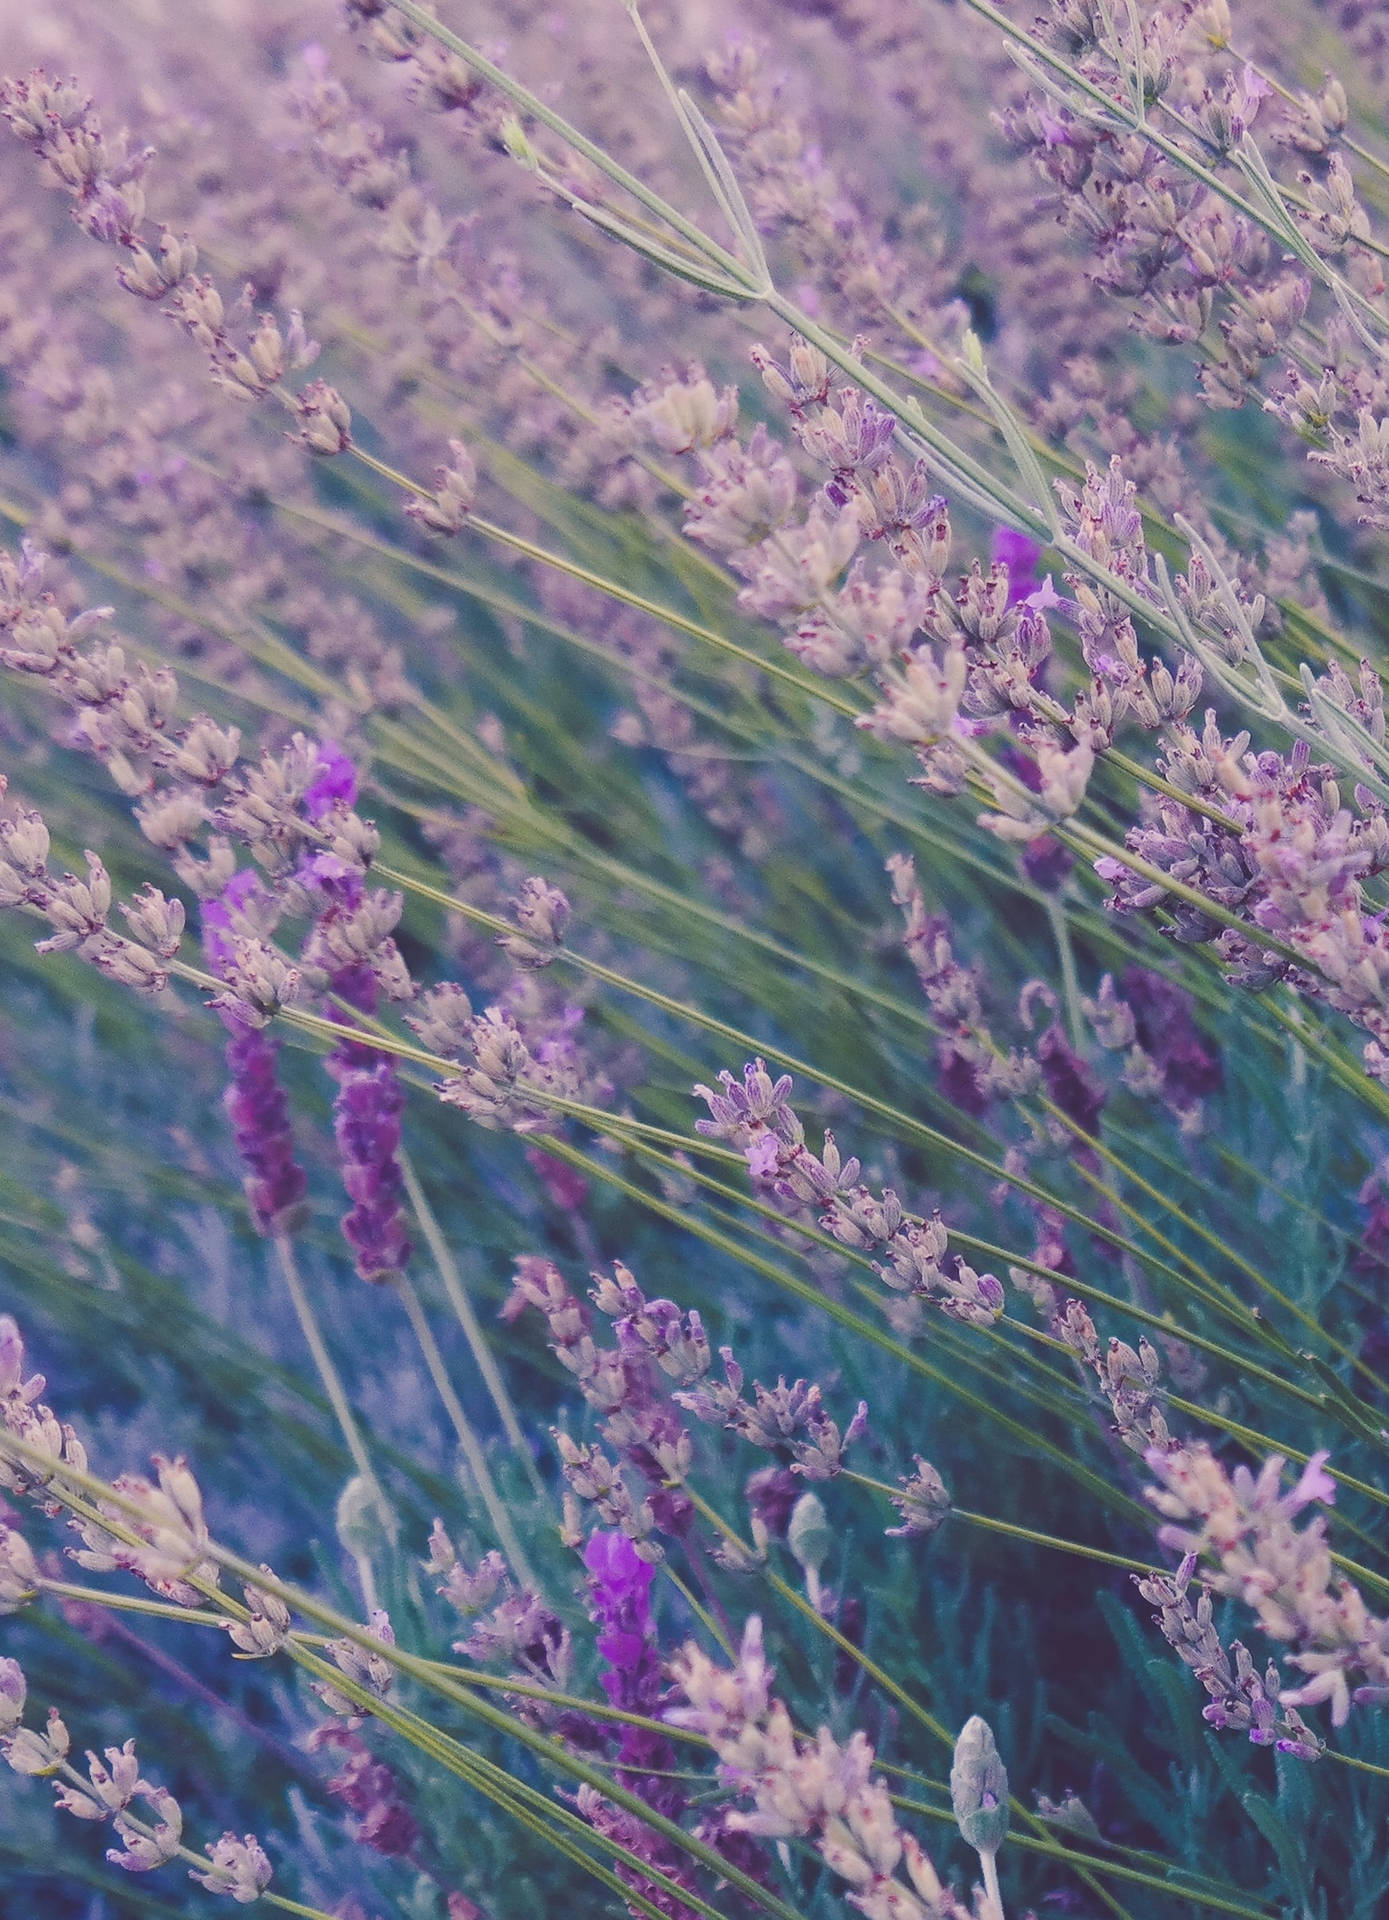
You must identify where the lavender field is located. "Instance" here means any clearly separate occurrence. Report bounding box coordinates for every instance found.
[0,0,1388,1914]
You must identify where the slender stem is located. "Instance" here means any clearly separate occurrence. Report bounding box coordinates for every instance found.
[391,1273,538,1587]
[839,1475,1153,1572]
[97,1610,311,1777]
[172,437,1389,1058]
[474,508,855,712]
[45,1770,336,1916]
[0,1426,1205,1920]
[37,1580,226,1626]
[957,0,1387,337]
[538,1134,1151,1525]
[274,1233,392,1608]
[569,1110,1336,1419]
[660,1563,735,1659]
[556,1114,1389,1512]
[48,1578,713,1750]
[1045,893,1086,1052]
[382,0,756,281]
[1324,1749,1389,1781]
[398,1152,545,1497]
[891,1796,1279,1920]
[980,1849,1006,1920]
[1035,1092,1389,1391]
[239,454,1256,973]
[633,1121,1344,1436]
[350,444,433,499]
[135,926,1389,1437]
[367,864,1242,1291]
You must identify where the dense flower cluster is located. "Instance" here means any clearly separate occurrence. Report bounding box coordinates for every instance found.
[0,0,1388,1914]
[669,1617,967,1920]
[696,1059,1006,1324]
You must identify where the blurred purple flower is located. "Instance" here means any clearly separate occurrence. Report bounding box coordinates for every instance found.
[1038,1022,1106,1139]
[990,526,1043,605]
[1123,966,1222,1108]
[303,740,359,821]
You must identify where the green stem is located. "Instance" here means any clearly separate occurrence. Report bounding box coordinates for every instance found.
[0,1426,797,1920]
[1046,892,1086,1051]
[390,1272,538,1587]
[274,1234,394,1602]
[398,1152,545,1496]
[36,1581,226,1626]
[384,0,761,288]
[567,1109,1342,1425]
[839,1474,1152,1572]
[889,1794,1279,1920]
[956,0,1387,340]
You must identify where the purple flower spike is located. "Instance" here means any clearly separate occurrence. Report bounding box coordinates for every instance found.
[1122,966,1222,1108]
[296,734,414,1285]
[201,868,265,973]
[325,958,413,1283]
[316,1726,420,1859]
[577,1527,706,1917]
[206,872,307,1237]
[327,1035,412,1283]
[221,1018,309,1237]
[585,1529,681,1812]
[586,1528,657,1668]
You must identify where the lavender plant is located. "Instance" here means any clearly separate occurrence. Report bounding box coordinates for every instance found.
[0,0,1387,1915]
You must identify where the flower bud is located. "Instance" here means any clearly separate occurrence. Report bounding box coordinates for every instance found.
[0,1657,26,1734]
[950,1713,1010,1856]
[887,1457,951,1538]
[3,1706,70,1775]
[787,1490,833,1583]
[336,1474,392,1567]
[0,1527,39,1612]
[226,1569,293,1657]
[293,380,352,456]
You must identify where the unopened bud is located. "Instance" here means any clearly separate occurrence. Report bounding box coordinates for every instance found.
[787,1490,833,1583]
[293,380,352,456]
[951,1714,1010,1856]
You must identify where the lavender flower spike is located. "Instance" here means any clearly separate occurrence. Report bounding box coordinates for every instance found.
[668,1617,965,1917]
[584,1528,681,1801]
[220,1020,309,1237]
[204,874,308,1237]
[579,1528,700,1916]
[296,743,415,1277]
[107,1786,184,1872]
[696,1061,1004,1325]
[189,1830,273,1902]
[327,1005,413,1282]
